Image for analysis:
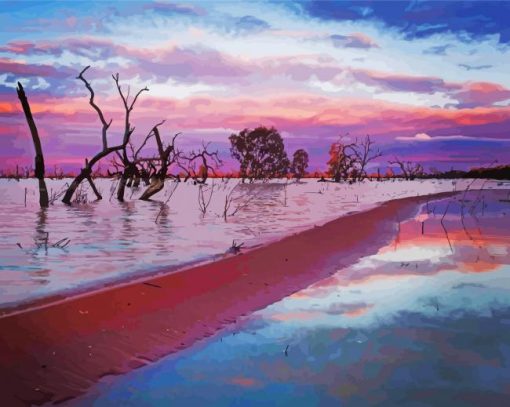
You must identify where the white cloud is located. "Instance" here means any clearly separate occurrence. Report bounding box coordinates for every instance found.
[396,133,510,142]
[396,132,432,141]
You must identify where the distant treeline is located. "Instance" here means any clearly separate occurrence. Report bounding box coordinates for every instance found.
[422,165,510,180]
[3,163,510,181]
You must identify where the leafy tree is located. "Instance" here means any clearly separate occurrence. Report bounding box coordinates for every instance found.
[290,149,309,180]
[327,135,382,182]
[327,141,357,182]
[229,126,289,180]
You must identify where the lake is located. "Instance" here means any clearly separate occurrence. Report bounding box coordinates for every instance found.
[72,188,510,407]
[0,178,507,309]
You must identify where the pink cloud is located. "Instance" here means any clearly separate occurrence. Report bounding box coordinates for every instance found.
[0,58,68,78]
[455,82,510,108]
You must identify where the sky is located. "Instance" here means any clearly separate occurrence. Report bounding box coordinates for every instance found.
[1,0,510,174]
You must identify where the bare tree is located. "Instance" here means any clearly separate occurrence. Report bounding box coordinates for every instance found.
[16,82,49,207]
[352,135,382,180]
[112,73,149,202]
[62,66,144,204]
[139,125,181,201]
[183,143,222,184]
[388,157,424,180]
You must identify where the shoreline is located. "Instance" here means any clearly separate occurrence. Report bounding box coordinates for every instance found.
[0,192,457,406]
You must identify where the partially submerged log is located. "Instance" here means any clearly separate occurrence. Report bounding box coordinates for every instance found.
[16,82,49,208]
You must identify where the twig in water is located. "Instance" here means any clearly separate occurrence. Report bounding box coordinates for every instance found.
[52,237,71,249]
[229,184,263,217]
[441,201,453,253]
[229,240,244,254]
[198,181,215,216]
[155,182,179,224]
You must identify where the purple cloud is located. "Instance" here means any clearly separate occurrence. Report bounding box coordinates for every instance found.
[351,69,460,94]
[330,33,378,49]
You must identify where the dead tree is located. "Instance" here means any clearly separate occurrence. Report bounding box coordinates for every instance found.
[112,73,149,202]
[139,125,180,201]
[183,143,222,184]
[62,66,132,204]
[352,135,382,181]
[388,157,424,180]
[16,82,49,207]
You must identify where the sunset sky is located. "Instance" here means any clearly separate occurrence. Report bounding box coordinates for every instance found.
[1,0,510,173]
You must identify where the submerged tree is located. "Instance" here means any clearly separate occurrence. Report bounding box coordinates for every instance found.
[62,66,150,204]
[138,124,181,200]
[290,149,309,180]
[16,82,49,208]
[229,126,289,181]
[112,73,149,202]
[182,143,222,185]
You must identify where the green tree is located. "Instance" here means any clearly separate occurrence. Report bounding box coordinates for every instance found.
[229,126,289,180]
[290,149,309,180]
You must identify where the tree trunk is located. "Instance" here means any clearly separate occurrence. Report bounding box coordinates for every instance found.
[62,171,88,205]
[117,172,129,202]
[16,82,49,208]
[86,176,102,200]
[139,177,165,200]
[133,175,140,188]
[62,145,122,205]
[117,164,136,201]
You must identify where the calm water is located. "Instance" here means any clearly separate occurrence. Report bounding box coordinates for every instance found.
[0,178,506,308]
[74,189,510,407]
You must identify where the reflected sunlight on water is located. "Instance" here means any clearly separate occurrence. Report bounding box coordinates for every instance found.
[74,189,510,407]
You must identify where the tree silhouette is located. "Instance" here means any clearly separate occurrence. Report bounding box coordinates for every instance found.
[327,140,357,182]
[388,157,424,180]
[229,126,289,181]
[111,72,148,202]
[62,66,148,205]
[138,123,181,200]
[290,149,309,180]
[16,82,49,207]
[352,135,382,180]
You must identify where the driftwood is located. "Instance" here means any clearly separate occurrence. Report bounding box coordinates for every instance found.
[16,82,49,207]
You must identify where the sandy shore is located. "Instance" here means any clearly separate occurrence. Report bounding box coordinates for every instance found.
[0,192,456,406]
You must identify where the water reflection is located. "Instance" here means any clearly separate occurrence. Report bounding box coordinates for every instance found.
[75,189,510,406]
[0,178,507,308]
